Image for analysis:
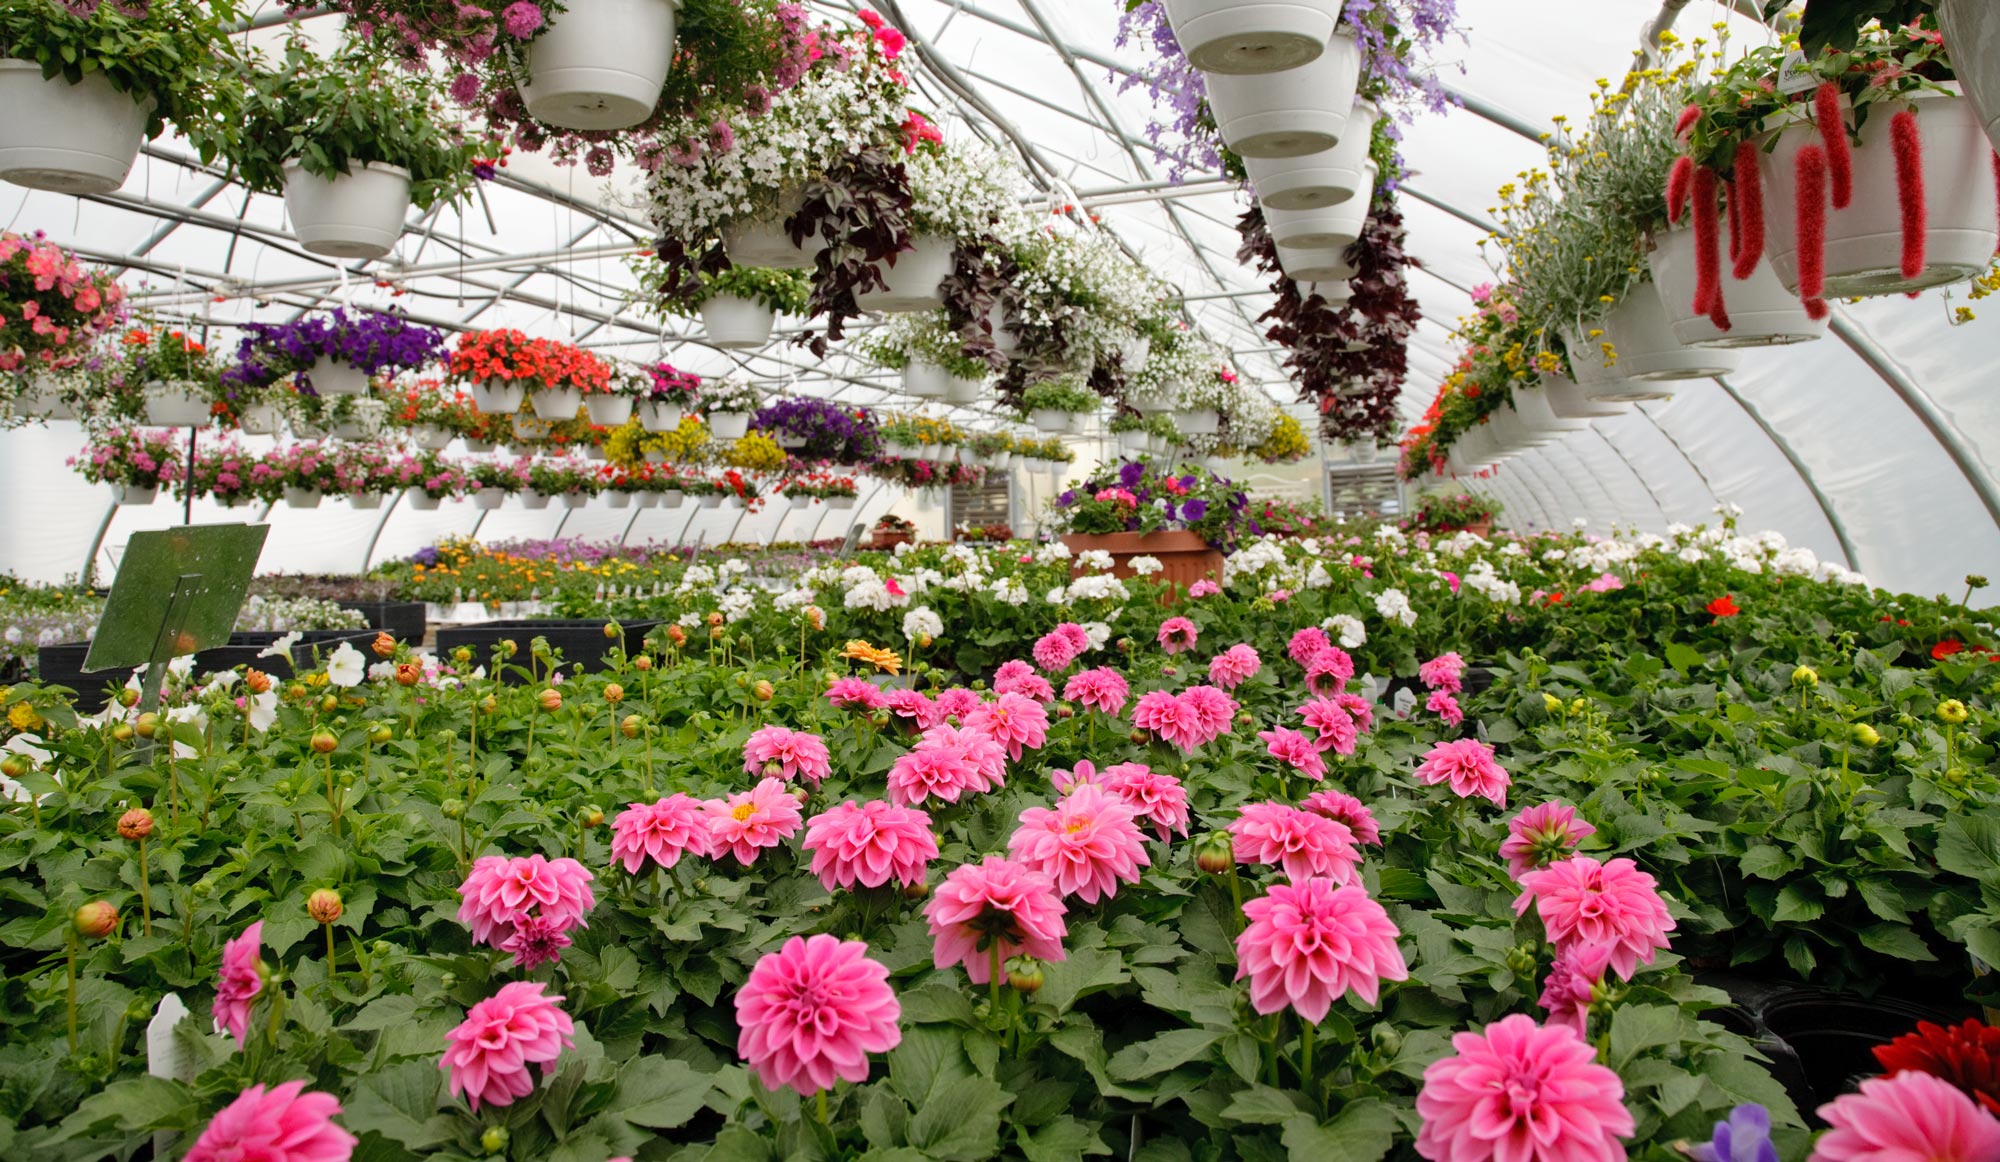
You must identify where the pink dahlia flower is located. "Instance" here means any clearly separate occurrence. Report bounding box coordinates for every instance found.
[1419,652,1467,693]
[1032,626,1084,672]
[735,934,902,1096]
[440,981,574,1113]
[1426,689,1465,726]
[1236,877,1408,1020]
[1063,668,1129,718]
[1096,762,1190,840]
[925,856,1068,984]
[213,920,264,1047]
[1132,689,1202,753]
[705,777,805,866]
[1058,622,1091,653]
[1415,1015,1633,1162]
[1209,643,1262,689]
[610,794,710,874]
[1288,627,1332,667]
[1414,739,1510,806]
[1538,942,1612,1036]
[882,687,942,730]
[803,799,937,891]
[457,854,597,950]
[743,726,832,786]
[994,659,1056,703]
[964,692,1048,761]
[1179,685,1238,748]
[1157,616,1198,654]
[182,1080,356,1162]
[934,686,981,721]
[1008,783,1151,903]
[1230,802,1361,884]
[827,677,887,711]
[888,723,1006,806]
[1298,696,1360,756]
[1513,856,1676,981]
[1336,691,1376,733]
[1303,647,1355,697]
[1302,790,1381,845]
[1813,1071,2000,1162]
[498,914,573,972]
[1259,726,1327,781]
[1499,801,1597,880]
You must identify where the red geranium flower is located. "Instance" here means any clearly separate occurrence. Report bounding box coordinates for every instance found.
[1874,1018,2000,1115]
[1934,640,1966,660]
[1707,595,1739,619]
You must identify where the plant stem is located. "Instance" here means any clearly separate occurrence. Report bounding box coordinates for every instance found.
[324,747,340,840]
[135,836,152,937]
[324,922,338,990]
[1300,1019,1314,1089]
[817,1089,829,1126]
[65,932,78,1056]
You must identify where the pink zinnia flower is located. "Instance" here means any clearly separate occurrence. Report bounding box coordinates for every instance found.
[1514,856,1676,981]
[1415,1015,1633,1162]
[212,920,264,1047]
[964,692,1048,761]
[1303,647,1354,696]
[735,934,902,1096]
[925,856,1068,984]
[994,659,1056,703]
[881,687,942,730]
[705,778,805,865]
[441,981,574,1113]
[182,1080,356,1162]
[1302,790,1381,845]
[1427,689,1464,726]
[1032,626,1084,672]
[610,794,710,874]
[1209,643,1262,689]
[1236,877,1408,1021]
[1008,784,1151,903]
[1187,579,1220,597]
[1179,685,1238,748]
[1813,1071,2000,1162]
[827,677,886,711]
[1132,689,1203,753]
[1287,627,1331,666]
[934,686,981,721]
[1230,802,1361,883]
[803,799,937,891]
[744,725,833,786]
[1419,652,1467,693]
[888,723,1006,806]
[1157,616,1198,654]
[1414,739,1510,806]
[1499,802,1597,879]
[456,854,596,949]
[1538,942,1612,1036]
[1259,726,1327,781]
[1063,667,1129,718]
[1298,696,1360,755]
[1096,762,1190,840]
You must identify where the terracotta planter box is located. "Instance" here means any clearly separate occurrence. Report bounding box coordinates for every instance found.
[869,531,915,552]
[1061,530,1222,598]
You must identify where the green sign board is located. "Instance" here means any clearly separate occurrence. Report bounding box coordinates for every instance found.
[83,524,269,673]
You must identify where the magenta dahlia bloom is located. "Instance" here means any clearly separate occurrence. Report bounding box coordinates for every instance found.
[1179,684,1238,747]
[182,1080,356,1162]
[1096,761,1190,840]
[1303,647,1355,696]
[1063,667,1129,718]
[1538,942,1612,1036]
[735,934,901,1096]
[1298,696,1360,755]
[1287,627,1332,666]
[994,659,1056,703]
[1230,802,1361,883]
[1301,790,1381,845]
[1260,726,1327,781]
[1208,643,1262,689]
[1156,616,1198,654]
[1419,651,1467,693]
[934,686,981,721]
[964,692,1048,761]
[1499,801,1597,879]
[457,854,597,951]
[440,982,574,1113]
[705,777,804,866]
[925,856,1068,984]
[1514,856,1676,981]
[1427,689,1465,726]
[610,794,710,874]
[827,677,887,711]
[888,722,1006,806]
[1415,1015,1633,1162]
[212,920,265,1047]
[882,687,943,730]
[1813,1071,2000,1162]
[803,799,937,891]
[1032,626,1084,672]
[1414,739,1510,806]
[1008,784,1151,903]
[1132,689,1202,752]
[743,725,833,786]
[1236,877,1407,1020]
[1335,691,1376,733]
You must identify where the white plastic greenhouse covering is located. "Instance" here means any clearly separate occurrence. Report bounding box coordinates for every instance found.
[3,0,1996,597]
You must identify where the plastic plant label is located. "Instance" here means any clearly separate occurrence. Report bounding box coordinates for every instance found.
[1775,50,1817,96]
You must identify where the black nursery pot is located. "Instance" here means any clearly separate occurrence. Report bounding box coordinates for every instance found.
[340,601,427,642]
[37,629,392,713]
[434,619,660,685]
[1760,990,1971,1114]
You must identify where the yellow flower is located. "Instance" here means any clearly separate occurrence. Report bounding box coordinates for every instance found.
[7,701,43,732]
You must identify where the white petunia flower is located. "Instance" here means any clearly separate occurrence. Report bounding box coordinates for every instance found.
[326,643,366,688]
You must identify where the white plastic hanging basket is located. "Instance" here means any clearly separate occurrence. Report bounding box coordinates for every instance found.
[1646,221,1827,349]
[1301,280,1354,308]
[350,492,385,510]
[1116,429,1150,453]
[700,294,777,349]
[238,404,281,435]
[1119,335,1152,372]
[531,386,583,421]
[1204,29,1361,158]
[517,0,679,131]
[605,490,632,509]
[519,489,551,510]
[282,160,411,261]
[472,489,508,510]
[697,493,724,509]
[859,234,956,312]
[1175,407,1222,435]
[789,493,813,510]
[469,379,524,416]
[1244,100,1378,210]
[585,394,635,426]
[638,400,686,431]
[1509,386,1591,441]
[1158,0,1340,74]
[1597,279,1740,383]
[708,410,752,440]
[463,438,497,454]
[142,381,212,427]
[1030,409,1071,433]
[112,483,158,506]
[723,192,813,269]
[1275,228,1362,282]
[406,489,444,510]
[903,360,951,398]
[308,356,372,397]
[989,303,1021,355]
[1542,374,1625,420]
[1939,0,2000,154]
[561,492,590,510]
[943,373,985,404]
[283,486,324,509]
[0,61,150,194]
[1265,177,1373,250]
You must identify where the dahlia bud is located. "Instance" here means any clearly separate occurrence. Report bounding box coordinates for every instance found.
[1006,956,1044,994]
[635,654,656,671]
[319,694,339,714]
[620,714,642,739]
[1569,698,1587,715]
[452,646,473,665]
[710,625,725,642]
[1939,700,1970,725]
[581,805,604,828]
[917,633,933,649]
[479,695,497,715]
[74,900,118,939]
[117,807,153,841]
[369,725,393,745]
[596,684,622,706]
[530,637,550,658]
[1055,703,1075,720]
[1791,665,1819,688]
[481,1127,510,1155]
[1542,692,1563,714]
[371,631,396,658]
[538,689,563,712]
[500,640,518,658]
[307,888,343,924]
[602,622,620,640]
[1128,728,1149,746]
[0,754,26,778]
[395,662,422,687]
[706,612,724,628]
[133,712,160,738]
[1852,723,1881,747]
[667,625,687,647]
[1116,638,1132,653]
[110,723,135,742]
[902,879,930,901]
[1371,1022,1403,1056]
[117,687,140,708]
[310,729,339,754]
[441,798,465,818]
[1504,943,1539,977]
[1968,574,1990,591]
[1194,833,1234,875]
[753,680,774,702]
[1161,665,1177,678]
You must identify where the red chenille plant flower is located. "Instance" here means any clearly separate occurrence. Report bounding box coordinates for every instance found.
[1874,1018,2000,1115]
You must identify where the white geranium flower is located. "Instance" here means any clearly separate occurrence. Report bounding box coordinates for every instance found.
[1078,549,1116,573]
[1374,588,1417,628]
[1036,541,1072,564]
[1082,621,1112,650]
[1127,555,1162,577]
[902,606,944,643]
[1324,614,1367,649]
[992,577,1030,606]
[367,661,396,683]
[325,643,366,688]
[1045,585,1069,606]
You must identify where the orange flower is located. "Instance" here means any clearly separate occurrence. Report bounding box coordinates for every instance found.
[840,640,902,675]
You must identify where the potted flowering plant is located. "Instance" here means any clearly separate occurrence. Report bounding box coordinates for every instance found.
[751,396,879,462]
[328,443,404,509]
[389,379,477,450]
[779,472,858,509]
[126,326,221,427]
[644,265,810,350]
[1412,490,1503,537]
[1050,458,1249,580]
[404,453,467,509]
[863,312,991,402]
[723,429,787,473]
[264,442,341,508]
[467,457,531,509]
[186,440,265,508]
[0,234,126,392]
[449,329,551,415]
[1020,377,1098,434]
[969,430,1015,470]
[231,308,448,400]
[1172,364,1238,434]
[700,375,759,440]
[998,225,1168,406]
[868,512,917,550]
[578,361,649,428]
[526,340,609,422]
[68,427,185,504]
[872,139,1022,315]
[1249,411,1311,464]
[640,361,702,431]
[528,459,600,509]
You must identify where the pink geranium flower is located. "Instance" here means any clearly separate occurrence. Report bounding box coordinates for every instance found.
[1419,652,1467,693]
[212,920,265,1047]
[1426,689,1464,726]
[440,981,574,1113]
[1230,802,1361,883]
[1414,739,1510,806]
[1287,627,1331,666]
[1208,643,1262,689]
[1301,790,1381,845]
[1156,616,1198,654]
[827,677,886,711]
[888,723,1006,806]
[1499,802,1597,879]
[1063,668,1129,718]
[610,794,710,874]
[1416,1015,1633,1162]
[1008,784,1151,903]
[803,799,937,891]
[1236,877,1408,1021]
[994,659,1056,703]
[1187,579,1220,597]
[456,854,597,952]
[743,726,833,786]
[705,778,805,865]
[925,856,1068,984]
[1298,696,1360,755]
[735,934,902,1096]
[964,692,1048,761]
[1514,856,1676,981]
[182,1081,356,1162]
[1095,762,1190,840]
[1813,1071,2000,1162]
[1032,625,1085,672]
[1259,726,1327,781]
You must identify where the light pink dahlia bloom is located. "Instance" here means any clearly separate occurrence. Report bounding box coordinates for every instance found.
[610,793,710,874]
[1008,783,1151,903]
[1419,651,1467,693]
[1414,738,1510,806]
[182,1080,356,1162]
[1303,646,1354,696]
[1096,762,1190,840]
[1288,627,1332,666]
[827,677,887,711]
[212,920,265,1047]
[993,659,1056,703]
[440,981,574,1113]
[1415,1014,1633,1162]
[1235,877,1407,1021]
[1538,942,1612,1037]
[1156,616,1198,654]
[1499,801,1597,880]
[1032,625,1085,672]
[1301,790,1381,845]
[881,687,942,730]
[735,934,902,1096]
[924,856,1068,984]
[1812,1071,2000,1162]
[1513,856,1676,981]
[803,799,937,891]
[888,722,1007,806]
[1230,802,1361,884]
[1063,667,1129,718]
[704,777,805,866]
[1208,643,1262,689]
[964,692,1048,761]
[1335,691,1376,733]
[456,853,597,950]
[934,686,981,721]
[743,726,832,786]
[1426,689,1465,726]
[1131,689,1202,752]
[1259,726,1327,781]
[1178,685,1238,747]
[1298,696,1360,756]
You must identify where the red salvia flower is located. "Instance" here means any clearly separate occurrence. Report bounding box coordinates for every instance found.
[1796,143,1831,300]
[1732,140,1766,279]
[1706,595,1739,620]
[1892,109,1927,280]
[1817,82,1853,210]
[1667,156,1695,226]
[1874,1018,2000,1115]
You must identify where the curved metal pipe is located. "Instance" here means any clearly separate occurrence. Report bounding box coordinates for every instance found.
[360,489,406,571]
